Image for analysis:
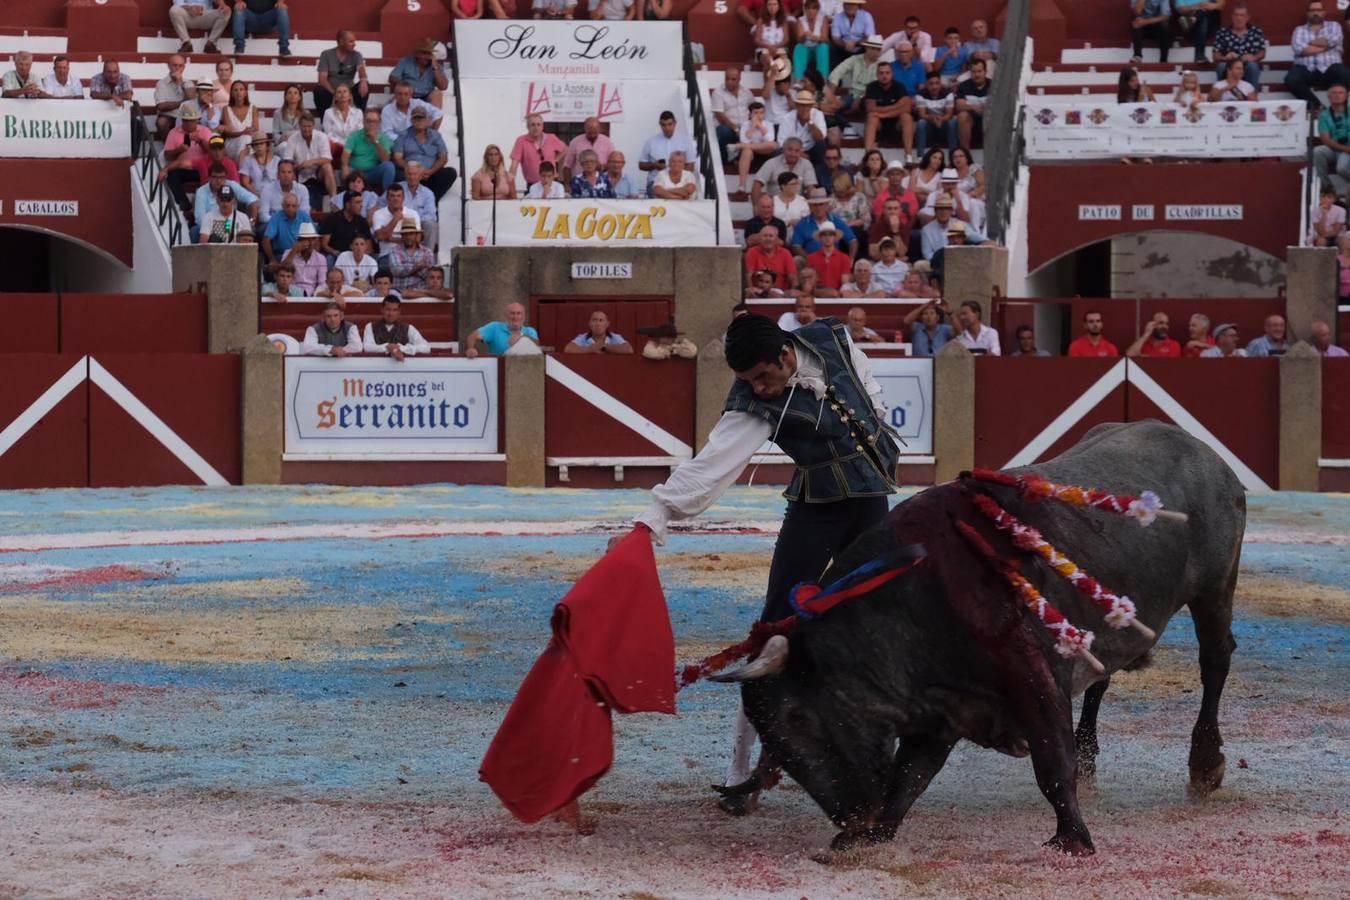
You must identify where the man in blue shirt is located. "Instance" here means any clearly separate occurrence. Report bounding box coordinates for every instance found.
[389,37,448,107]
[890,40,928,96]
[261,192,314,269]
[932,27,970,79]
[606,152,640,199]
[639,111,698,196]
[465,303,541,357]
[193,164,259,236]
[1130,0,1172,63]
[791,188,857,257]
[391,107,456,199]
[831,0,875,58]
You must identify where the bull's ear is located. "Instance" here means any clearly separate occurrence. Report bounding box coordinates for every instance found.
[710,635,789,683]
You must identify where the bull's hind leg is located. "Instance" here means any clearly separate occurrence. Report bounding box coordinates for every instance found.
[1187,573,1238,797]
[1075,678,1110,782]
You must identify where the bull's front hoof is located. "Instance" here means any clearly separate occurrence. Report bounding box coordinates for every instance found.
[1044,833,1095,856]
[716,792,759,817]
[1187,755,1226,798]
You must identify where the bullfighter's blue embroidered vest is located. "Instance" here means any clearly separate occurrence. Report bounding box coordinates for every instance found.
[725,319,900,503]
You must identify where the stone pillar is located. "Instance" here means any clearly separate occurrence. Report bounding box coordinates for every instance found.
[942,245,1009,309]
[504,354,546,487]
[695,336,732,452]
[933,341,975,482]
[1278,341,1322,492]
[240,334,283,485]
[172,244,261,353]
[673,248,744,350]
[1284,247,1338,342]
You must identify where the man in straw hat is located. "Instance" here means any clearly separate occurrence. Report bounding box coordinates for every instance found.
[761,53,796,128]
[388,218,436,293]
[825,33,884,139]
[783,88,829,167]
[390,36,448,108]
[284,222,328,296]
[919,192,989,260]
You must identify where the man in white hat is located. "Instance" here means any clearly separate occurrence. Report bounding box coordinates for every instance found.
[283,222,327,295]
[791,186,857,259]
[919,193,988,260]
[784,88,829,167]
[388,218,435,293]
[760,54,796,128]
[830,0,875,59]
[826,33,883,132]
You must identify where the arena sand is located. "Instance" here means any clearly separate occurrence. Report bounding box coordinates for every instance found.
[0,486,1346,898]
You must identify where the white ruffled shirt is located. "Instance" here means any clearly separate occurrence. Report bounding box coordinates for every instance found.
[635,334,885,544]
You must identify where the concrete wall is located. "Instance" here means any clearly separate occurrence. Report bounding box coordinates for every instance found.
[1110,233,1286,299]
[172,244,262,354]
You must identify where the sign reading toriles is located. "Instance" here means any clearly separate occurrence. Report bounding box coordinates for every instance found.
[467,199,717,246]
[455,20,684,79]
[571,262,633,279]
[0,99,132,158]
[284,357,499,456]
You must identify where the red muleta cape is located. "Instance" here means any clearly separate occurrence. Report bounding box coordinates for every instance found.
[479,528,675,822]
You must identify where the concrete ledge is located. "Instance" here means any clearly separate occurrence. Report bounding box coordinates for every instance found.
[933,341,975,482]
[943,245,1009,308]
[172,244,261,354]
[1279,341,1322,492]
[504,354,546,487]
[1284,247,1338,341]
[240,333,283,485]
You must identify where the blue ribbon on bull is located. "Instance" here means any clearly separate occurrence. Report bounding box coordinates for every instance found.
[788,544,926,621]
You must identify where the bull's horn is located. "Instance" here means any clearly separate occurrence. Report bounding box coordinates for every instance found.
[709,635,789,682]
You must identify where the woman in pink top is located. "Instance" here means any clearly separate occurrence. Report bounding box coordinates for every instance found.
[472,144,517,199]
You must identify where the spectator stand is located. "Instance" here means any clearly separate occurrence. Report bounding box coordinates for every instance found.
[743,297,921,353]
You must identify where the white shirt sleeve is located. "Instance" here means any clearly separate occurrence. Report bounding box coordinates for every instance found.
[405,323,431,356]
[635,410,773,545]
[300,326,331,356]
[361,322,380,354]
[844,330,886,417]
[345,325,363,355]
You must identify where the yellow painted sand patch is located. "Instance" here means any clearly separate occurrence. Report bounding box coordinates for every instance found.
[95,577,308,604]
[1236,573,1350,624]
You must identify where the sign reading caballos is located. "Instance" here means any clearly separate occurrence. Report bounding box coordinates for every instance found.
[454,20,683,79]
[467,199,717,246]
[0,99,132,159]
[284,357,499,456]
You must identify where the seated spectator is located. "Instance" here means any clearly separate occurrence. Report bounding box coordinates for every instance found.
[262,262,304,302]
[1012,323,1051,356]
[1311,320,1349,356]
[903,299,955,356]
[372,184,420,256]
[534,0,577,18]
[571,150,613,198]
[208,58,232,116]
[1201,322,1247,357]
[240,135,278,196]
[262,192,313,267]
[827,35,883,132]
[830,173,871,236]
[815,145,849,197]
[322,190,375,258]
[1285,0,1348,112]
[465,302,540,357]
[711,66,755,164]
[653,151,698,200]
[1208,59,1257,100]
[344,110,397,194]
[590,0,637,20]
[1126,312,1183,357]
[393,108,455,200]
[954,59,991,148]
[510,114,567,189]
[1184,312,1217,356]
[744,224,798,290]
[744,193,789,250]
[846,307,883,342]
[1212,4,1266,89]
[831,0,875,59]
[40,55,83,100]
[1117,66,1157,104]
[193,163,259,229]
[301,302,362,357]
[315,267,364,304]
[792,266,820,300]
[564,311,634,354]
[89,59,134,108]
[746,268,786,298]
[882,15,934,65]
[638,322,698,359]
[806,223,851,294]
[1309,187,1345,247]
[862,60,912,153]
[219,80,261,160]
[365,270,396,299]
[791,0,830,80]
[1246,314,1290,356]
[792,186,857,257]
[920,193,988,260]
[150,55,188,138]
[388,219,435,292]
[158,106,216,217]
[272,83,305,143]
[1068,310,1120,357]
[198,185,252,243]
[870,236,909,292]
[364,294,430,359]
[1315,84,1350,195]
[334,235,379,288]
[285,223,327,295]
[966,19,1000,66]
[399,162,439,236]
[871,160,920,230]
[606,152,641,199]
[910,73,956,156]
[322,84,364,153]
[1130,0,1173,64]
[184,80,220,130]
[195,135,240,187]
[472,144,517,199]
[841,259,885,297]
[640,110,698,195]
[784,89,829,168]
[761,56,796,128]
[731,101,779,195]
[773,172,810,228]
[890,40,929,98]
[259,159,305,224]
[390,37,448,108]
[382,81,441,140]
[951,147,987,225]
[526,161,566,199]
[752,0,791,66]
[643,0,671,20]
[404,265,454,301]
[956,299,1000,355]
[315,31,369,116]
[931,27,969,82]
[284,114,339,212]
[751,137,818,205]
[778,296,819,331]
[1176,0,1223,64]
[233,0,290,57]
[170,0,229,55]
[897,266,939,298]
[563,116,617,183]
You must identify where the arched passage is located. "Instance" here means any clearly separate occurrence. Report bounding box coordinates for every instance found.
[0,226,137,294]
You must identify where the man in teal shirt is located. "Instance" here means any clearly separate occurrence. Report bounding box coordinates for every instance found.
[343,108,397,192]
[465,302,540,357]
[1315,83,1350,195]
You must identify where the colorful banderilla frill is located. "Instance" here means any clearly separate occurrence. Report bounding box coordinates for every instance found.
[966,468,1186,527]
[955,520,1106,674]
[969,493,1158,641]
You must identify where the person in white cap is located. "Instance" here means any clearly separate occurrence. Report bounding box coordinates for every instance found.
[1201,323,1247,358]
[284,222,328,296]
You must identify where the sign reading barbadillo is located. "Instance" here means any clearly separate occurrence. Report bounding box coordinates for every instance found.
[284,357,499,456]
[454,20,683,79]
[0,99,132,159]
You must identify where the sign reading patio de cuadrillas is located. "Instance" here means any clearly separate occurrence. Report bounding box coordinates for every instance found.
[0,99,132,159]
[454,20,683,80]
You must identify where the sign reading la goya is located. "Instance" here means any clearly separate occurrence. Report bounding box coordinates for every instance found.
[284,357,498,456]
[454,20,684,80]
[0,99,132,159]
[467,199,717,246]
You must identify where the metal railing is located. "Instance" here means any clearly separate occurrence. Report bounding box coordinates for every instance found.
[450,39,469,247]
[130,103,187,249]
[683,24,721,244]
[984,0,1030,244]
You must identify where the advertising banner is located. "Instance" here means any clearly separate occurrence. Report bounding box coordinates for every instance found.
[466,199,717,246]
[284,357,498,456]
[454,20,684,80]
[1025,100,1306,160]
[0,99,132,158]
[522,80,625,122]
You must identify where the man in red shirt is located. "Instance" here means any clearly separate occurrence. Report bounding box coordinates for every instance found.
[192,135,240,184]
[743,224,798,291]
[806,223,852,293]
[1067,310,1119,358]
[871,159,919,224]
[1125,311,1182,358]
[1183,312,1216,357]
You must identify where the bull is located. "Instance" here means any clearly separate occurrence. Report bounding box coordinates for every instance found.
[714,421,1244,856]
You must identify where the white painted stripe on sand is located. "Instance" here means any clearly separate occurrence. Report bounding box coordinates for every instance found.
[0,357,87,460]
[1004,360,1127,468]
[544,356,694,458]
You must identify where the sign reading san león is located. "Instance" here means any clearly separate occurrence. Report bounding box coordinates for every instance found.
[454,20,684,79]
[0,99,132,159]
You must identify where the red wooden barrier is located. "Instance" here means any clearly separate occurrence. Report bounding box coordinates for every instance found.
[973,357,1124,468]
[0,355,88,488]
[63,293,208,354]
[544,354,695,458]
[533,298,673,350]
[0,294,60,353]
[0,160,133,266]
[1323,360,1350,460]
